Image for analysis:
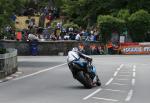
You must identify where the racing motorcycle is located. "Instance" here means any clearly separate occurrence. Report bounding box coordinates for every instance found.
[69,60,101,88]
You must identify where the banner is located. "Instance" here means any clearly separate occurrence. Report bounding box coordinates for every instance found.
[121,45,150,54]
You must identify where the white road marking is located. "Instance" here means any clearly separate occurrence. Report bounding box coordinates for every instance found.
[117,64,124,71]
[105,78,114,86]
[112,83,128,86]
[104,89,126,93]
[113,71,118,77]
[92,97,119,102]
[133,72,136,77]
[116,78,129,81]
[117,67,121,71]
[118,75,130,77]
[132,78,135,86]
[125,89,133,101]
[105,64,124,86]
[119,72,130,75]
[120,64,124,68]
[83,88,102,100]
[14,63,67,80]
[120,70,131,73]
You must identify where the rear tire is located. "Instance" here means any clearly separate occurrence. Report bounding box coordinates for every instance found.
[84,73,93,88]
[76,71,93,89]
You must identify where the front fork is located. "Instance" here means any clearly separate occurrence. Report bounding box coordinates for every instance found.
[87,65,97,80]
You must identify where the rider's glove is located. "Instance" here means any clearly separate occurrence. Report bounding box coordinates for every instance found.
[87,57,92,62]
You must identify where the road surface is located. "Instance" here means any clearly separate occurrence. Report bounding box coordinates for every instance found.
[0,55,150,103]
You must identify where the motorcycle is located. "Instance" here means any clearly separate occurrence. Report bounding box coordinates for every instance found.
[69,60,101,89]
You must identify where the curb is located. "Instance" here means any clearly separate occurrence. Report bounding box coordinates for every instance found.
[0,71,22,83]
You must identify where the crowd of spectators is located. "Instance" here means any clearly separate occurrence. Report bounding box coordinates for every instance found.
[7,18,100,42]
[4,22,101,43]
[3,5,100,43]
[1,5,105,55]
[21,26,100,42]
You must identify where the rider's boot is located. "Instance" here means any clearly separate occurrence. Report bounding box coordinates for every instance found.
[96,75,101,86]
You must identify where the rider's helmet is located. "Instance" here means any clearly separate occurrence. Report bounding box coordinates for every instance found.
[72,47,79,52]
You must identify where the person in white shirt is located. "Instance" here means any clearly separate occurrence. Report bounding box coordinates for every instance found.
[75,33,81,41]
[28,33,39,41]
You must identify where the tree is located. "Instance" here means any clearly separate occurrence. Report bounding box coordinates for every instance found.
[60,0,111,28]
[0,0,14,38]
[127,0,150,13]
[128,10,150,42]
[63,22,79,30]
[97,15,125,43]
[117,9,130,21]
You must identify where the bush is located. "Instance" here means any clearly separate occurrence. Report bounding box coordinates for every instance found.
[117,9,130,21]
[63,22,79,30]
[97,15,125,43]
[0,33,4,40]
[0,48,6,54]
[128,10,150,42]
[50,19,61,29]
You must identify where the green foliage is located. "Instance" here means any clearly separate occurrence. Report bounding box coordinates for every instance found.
[0,48,6,54]
[117,9,130,21]
[0,0,21,37]
[51,20,79,30]
[58,0,150,28]
[50,20,61,29]
[60,0,107,27]
[63,22,79,29]
[0,33,4,39]
[97,15,125,43]
[127,0,150,13]
[128,10,150,42]
[0,0,149,42]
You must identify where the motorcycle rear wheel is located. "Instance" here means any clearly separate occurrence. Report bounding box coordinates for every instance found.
[77,71,93,89]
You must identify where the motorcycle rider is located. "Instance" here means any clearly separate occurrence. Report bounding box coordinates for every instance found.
[67,47,101,86]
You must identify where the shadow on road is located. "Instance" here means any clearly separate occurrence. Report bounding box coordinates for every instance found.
[66,85,87,90]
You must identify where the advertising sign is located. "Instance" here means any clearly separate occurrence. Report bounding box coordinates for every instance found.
[121,45,150,54]
[120,36,125,43]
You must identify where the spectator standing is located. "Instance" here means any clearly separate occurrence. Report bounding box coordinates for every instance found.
[64,33,70,40]
[11,13,17,22]
[90,34,95,41]
[43,28,50,40]
[28,33,39,41]
[94,30,99,41]
[75,33,81,41]
[50,32,57,40]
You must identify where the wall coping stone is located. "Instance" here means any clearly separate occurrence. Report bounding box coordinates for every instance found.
[0,48,17,59]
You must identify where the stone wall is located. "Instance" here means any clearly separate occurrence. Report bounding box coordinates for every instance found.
[0,40,103,56]
[0,48,17,79]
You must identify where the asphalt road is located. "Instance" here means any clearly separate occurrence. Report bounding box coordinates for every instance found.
[0,55,150,103]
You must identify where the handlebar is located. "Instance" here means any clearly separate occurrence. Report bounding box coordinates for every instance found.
[87,59,92,66]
